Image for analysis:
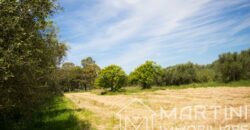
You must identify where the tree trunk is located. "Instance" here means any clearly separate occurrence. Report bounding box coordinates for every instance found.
[84,85,87,91]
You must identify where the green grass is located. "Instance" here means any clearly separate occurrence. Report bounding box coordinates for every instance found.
[4,96,93,130]
[29,96,94,130]
[166,80,250,89]
[73,109,98,130]
[91,80,250,95]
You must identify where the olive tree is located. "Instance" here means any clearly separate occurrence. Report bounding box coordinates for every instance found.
[163,62,198,85]
[214,53,242,82]
[95,65,127,91]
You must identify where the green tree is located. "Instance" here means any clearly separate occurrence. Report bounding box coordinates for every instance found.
[238,48,250,79]
[81,57,100,90]
[58,58,101,92]
[215,52,242,82]
[81,57,95,67]
[163,62,197,85]
[131,61,162,89]
[62,62,75,69]
[0,0,67,122]
[128,71,138,86]
[95,65,127,91]
[58,62,78,91]
[196,66,215,83]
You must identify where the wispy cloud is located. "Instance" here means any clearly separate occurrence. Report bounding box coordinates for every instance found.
[54,0,250,72]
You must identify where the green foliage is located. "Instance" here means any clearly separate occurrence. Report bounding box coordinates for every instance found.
[62,62,75,69]
[98,48,250,89]
[196,67,216,83]
[81,57,95,68]
[0,0,67,123]
[162,62,216,85]
[29,96,91,130]
[128,71,139,85]
[216,53,242,82]
[58,57,100,92]
[95,65,127,91]
[81,57,100,90]
[163,62,197,85]
[130,61,162,89]
[58,63,80,91]
[239,49,250,79]
[213,49,250,82]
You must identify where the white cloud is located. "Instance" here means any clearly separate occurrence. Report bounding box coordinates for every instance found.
[70,0,210,59]
[56,0,250,72]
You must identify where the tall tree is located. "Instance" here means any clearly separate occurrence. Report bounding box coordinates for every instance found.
[0,0,67,121]
[81,57,100,90]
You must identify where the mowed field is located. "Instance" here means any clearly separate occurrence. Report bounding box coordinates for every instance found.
[65,87,250,130]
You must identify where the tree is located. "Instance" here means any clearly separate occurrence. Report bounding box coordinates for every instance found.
[62,62,75,69]
[131,61,162,89]
[238,48,250,79]
[0,0,67,122]
[81,57,95,68]
[58,62,77,91]
[163,62,198,85]
[58,58,101,92]
[95,65,127,91]
[211,49,250,82]
[214,52,242,82]
[81,57,100,90]
[196,66,215,83]
[128,71,138,86]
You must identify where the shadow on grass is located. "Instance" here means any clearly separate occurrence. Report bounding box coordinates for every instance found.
[28,97,92,130]
[30,114,91,130]
[1,96,92,130]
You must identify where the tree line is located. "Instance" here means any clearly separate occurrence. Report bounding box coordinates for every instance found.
[58,48,250,91]
[57,57,100,92]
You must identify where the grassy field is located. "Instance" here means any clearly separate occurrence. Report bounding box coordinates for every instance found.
[5,82,250,130]
[65,86,250,130]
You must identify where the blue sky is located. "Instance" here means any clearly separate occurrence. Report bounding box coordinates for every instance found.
[53,0,250,73]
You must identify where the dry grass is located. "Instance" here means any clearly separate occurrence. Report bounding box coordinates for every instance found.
[65,87,250,130]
